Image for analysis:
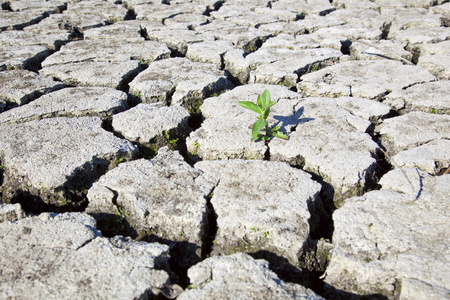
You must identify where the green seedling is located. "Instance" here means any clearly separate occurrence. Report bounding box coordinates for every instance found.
[116,157,126,165]
[238,89,289,142]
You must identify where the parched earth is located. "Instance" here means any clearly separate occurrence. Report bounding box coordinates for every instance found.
[0,0,449,299]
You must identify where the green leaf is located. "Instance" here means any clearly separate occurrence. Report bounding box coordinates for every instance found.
[252,119,266,141]
[273,131,289,140]
[256,94,262,107]
[272,125,281,132]
[238,101,262,115]
[268,100,276,108]
[260,89,271,108]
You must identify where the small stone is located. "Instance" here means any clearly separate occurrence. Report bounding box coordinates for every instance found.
[0,70,65,108]
[379,111,450,156]
[0,87,128,125]
[128,58,232,107]
[112,103,190,144]
[298,60,436,100]
[195,159,323,265]
[0,212,171,299]
[384,81,450,114]
[178,253,325,300]
[0,203,25,222]
[0,117,137,207]
[87,148,214,256]
[40,60,142,90]
[0,44,51,71]
[326,172,450,298]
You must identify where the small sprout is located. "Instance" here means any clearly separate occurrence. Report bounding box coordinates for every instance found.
[262,231,269,237]
[135,93,141,98]
[430,108,436,114]
[249,45,254,52]
[327,254,331,261]
[179,230,184,236]
[116,157,126,165]
[7,66,14,70]
[250,227,258,232]
[386,89,392,94]
[368,223,373,228]
[187,285,196,289]
[238,89,289,142]
[170,138,179,144]
[212,239,215,244]
[378,252,383,260]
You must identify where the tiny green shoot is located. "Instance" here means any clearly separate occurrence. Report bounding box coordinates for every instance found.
[238,89,289,142]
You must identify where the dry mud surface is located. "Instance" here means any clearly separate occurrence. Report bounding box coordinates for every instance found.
[0,0,449,299]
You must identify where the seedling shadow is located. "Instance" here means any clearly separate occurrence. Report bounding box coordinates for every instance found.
[271,106,314,136]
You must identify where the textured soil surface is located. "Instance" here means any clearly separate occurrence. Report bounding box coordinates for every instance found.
[0,0,449,299]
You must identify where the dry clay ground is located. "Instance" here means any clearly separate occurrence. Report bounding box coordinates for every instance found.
[0,0,449,299]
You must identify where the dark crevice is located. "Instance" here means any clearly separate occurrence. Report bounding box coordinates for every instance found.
[322,284,390,300]
[302,169,336,222]
[1,1,12,11]
[90,187,139,238]
[7,190,76,215]
[264,145,271,160]
[410,46,421,65]
[381,21,391,40]
[124,9,136,20]
[250,249,313,289]
[200,185,218,258]
[117,64,145,94]
[142,235,201,289]
[340,39,352,55]
[319,8,336,16]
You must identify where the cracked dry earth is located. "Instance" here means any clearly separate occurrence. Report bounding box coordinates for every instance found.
[0,0,449,299]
